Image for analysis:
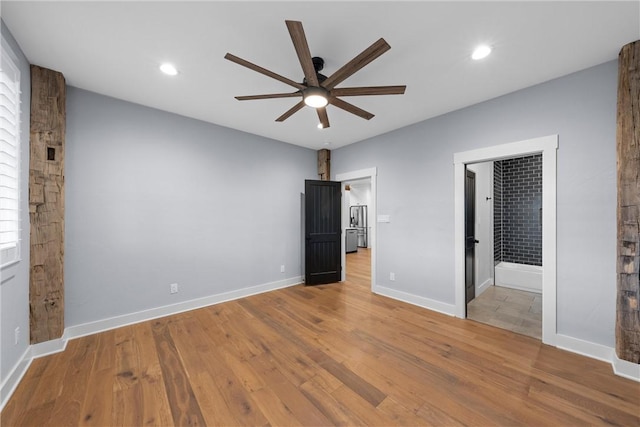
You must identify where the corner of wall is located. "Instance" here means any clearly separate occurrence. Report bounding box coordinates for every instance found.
[0,346,32,412]
[612,354,640,382]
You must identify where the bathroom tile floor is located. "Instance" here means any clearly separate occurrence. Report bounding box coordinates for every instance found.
[467,285,542,340]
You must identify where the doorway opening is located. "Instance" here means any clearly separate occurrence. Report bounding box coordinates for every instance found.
[454,135,558,346]
[465,157,543,340]
[336,168,377,290]
[345,179,371,286]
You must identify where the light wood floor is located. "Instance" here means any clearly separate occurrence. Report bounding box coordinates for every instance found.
[2,248,638,426]
[468,286,542,340]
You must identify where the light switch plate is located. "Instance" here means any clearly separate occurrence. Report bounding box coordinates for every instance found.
[378,215,390,223]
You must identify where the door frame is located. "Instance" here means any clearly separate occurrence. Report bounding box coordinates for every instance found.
[336,167,377,289]
[454,135,558,346]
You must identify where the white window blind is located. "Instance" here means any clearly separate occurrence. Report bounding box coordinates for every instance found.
[0,39,21,266]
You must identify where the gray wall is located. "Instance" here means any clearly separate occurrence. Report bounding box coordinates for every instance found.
[65,88,316,327]
[333,60,618,347]
[0,21,31,382]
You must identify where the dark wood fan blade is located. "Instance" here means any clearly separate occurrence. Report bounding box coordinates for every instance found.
[276,100,306,122]
[285,20,319,87]
[331,85,406,97]
[329,97,375,120]
[317,107,330,128]
[322,38,391,90]
[225,53,305,90]
[235,92,301,101]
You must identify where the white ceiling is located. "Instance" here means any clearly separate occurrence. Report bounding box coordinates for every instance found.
[2,1,639,150]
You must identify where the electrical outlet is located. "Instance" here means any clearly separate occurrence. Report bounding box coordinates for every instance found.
[170,283,179,294]
[14,327,20,345]
[280,265,285,273]
[390,272,395,281]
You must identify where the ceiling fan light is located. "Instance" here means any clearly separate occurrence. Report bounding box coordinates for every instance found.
[305,95,328,108]
[303,87,328,108]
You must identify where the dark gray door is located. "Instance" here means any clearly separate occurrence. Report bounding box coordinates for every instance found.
[305,180,341,285]
[465,169,476,304]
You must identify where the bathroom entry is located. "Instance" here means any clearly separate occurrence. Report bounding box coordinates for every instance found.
[454,135,557,344]
[465,156,543,340]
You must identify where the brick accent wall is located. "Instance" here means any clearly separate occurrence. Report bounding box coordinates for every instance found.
[494,154,542,266]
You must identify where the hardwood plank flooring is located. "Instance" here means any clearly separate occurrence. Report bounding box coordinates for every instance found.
[2,248,639,426]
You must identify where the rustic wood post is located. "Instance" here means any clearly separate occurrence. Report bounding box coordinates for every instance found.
[29,65,66,344]
[318,149,330,181]
[616,40,640,364]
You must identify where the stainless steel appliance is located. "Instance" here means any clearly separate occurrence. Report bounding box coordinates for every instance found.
[349,205,368,248]
[346,228,358,253]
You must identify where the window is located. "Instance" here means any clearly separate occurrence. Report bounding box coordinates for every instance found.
[0,38,21,267]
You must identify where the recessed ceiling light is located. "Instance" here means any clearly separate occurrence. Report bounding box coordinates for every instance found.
[471,45,492,60]
[159,63,178,76]
[317,123,324,129]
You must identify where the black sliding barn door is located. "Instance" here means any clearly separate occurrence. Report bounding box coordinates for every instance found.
[305,180,341,285]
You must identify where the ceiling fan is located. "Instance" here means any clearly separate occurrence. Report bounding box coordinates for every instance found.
[224,20,406,129]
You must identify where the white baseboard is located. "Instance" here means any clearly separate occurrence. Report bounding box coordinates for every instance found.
[613,354,640,381]
[476,278,493,296]
[30,336,67,358]
[0,347,32,411]
[65,276,302,341]
[0,276,302,411]
[556,334,639,382]
[373,285,456,316]
[555,333,614,363]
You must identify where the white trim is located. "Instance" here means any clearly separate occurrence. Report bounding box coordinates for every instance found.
[374,285,456,316]
[555,333,613,363]
[30,336,67,358]
[477,278,492,296]
[0,33,23,268]
[613,355,640,382]
[541,139,558,346]
[0,347,31,411]
[453,135,558,346]
[453,135,558,164]
[64,276,301,341]
[336,167,377,290]
[554,335,640,382]
[454,161,466,317]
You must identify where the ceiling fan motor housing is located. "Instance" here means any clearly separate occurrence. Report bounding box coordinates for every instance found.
[304,57,327,85]
[312,57,324,72]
